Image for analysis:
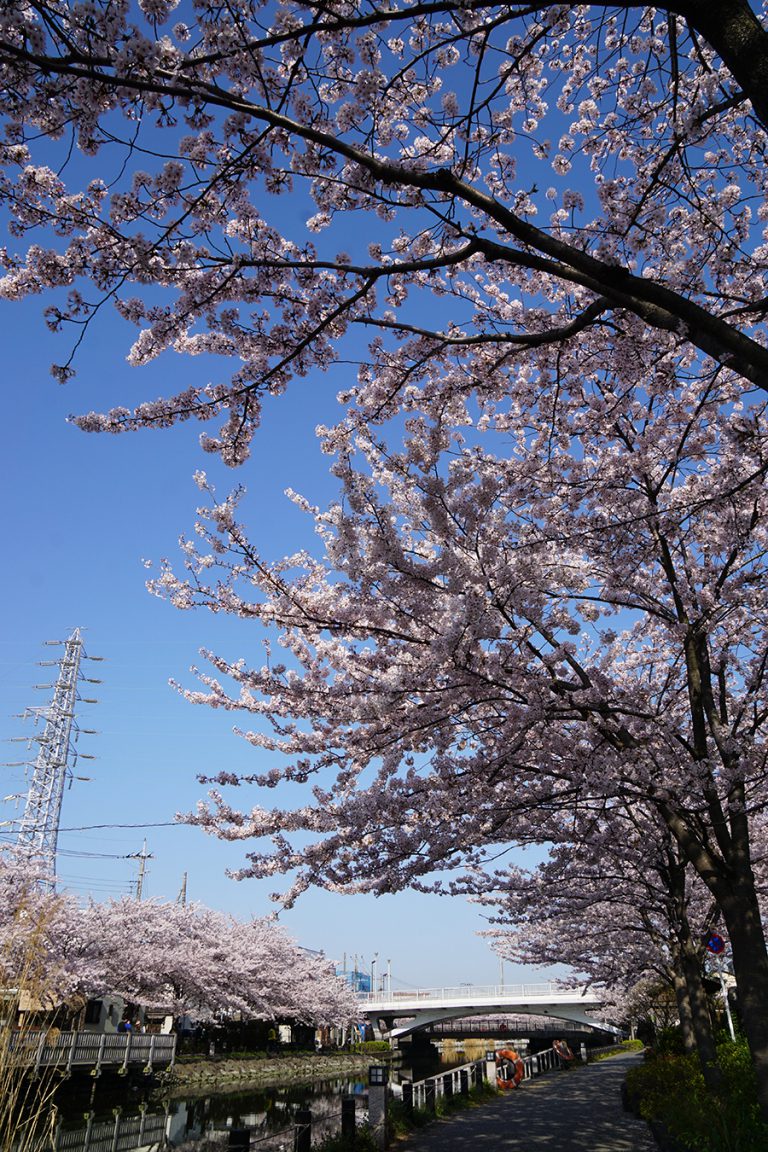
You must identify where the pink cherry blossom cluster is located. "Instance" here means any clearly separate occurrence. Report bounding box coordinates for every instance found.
[0,4,767,460]
[0,854,358,1023]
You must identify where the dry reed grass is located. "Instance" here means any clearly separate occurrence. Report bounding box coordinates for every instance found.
[0,896,64,1152]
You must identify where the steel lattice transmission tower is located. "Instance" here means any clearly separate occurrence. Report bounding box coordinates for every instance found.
[14,628,102,890]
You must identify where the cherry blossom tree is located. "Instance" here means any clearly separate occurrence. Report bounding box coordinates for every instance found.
[1,4,768,461]
[84,893,361,1022]
[59,896,359,1024]
[3,0,768,1109]
[148,370,768,1104]
[0,857,358,1025]
[475,808,727,1082]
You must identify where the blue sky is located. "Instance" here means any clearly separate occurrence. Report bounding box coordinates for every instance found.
[0,283,558,991]
[0,19,569,990]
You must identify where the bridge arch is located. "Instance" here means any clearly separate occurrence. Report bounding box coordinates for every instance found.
[359,983,616,1040]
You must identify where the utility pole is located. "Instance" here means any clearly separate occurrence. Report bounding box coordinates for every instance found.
[11,629,101,891]
[128,839,153,899]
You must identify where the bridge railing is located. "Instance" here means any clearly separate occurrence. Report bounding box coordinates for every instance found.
[426,1014,586,1035]
[361,983,590,1003]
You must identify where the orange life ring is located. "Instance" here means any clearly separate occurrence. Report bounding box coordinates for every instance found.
[496,1049,524,1087]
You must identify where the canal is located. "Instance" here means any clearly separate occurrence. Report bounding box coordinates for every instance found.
[47,1040,487,1151]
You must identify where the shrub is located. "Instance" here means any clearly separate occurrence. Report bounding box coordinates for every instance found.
[312,1124,378,1152]
[625,1039,768,1152]
[654,1027,687,1057]
[591,1039,644,1062]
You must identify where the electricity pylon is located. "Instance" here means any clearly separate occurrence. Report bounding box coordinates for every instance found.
[12,628,101,890]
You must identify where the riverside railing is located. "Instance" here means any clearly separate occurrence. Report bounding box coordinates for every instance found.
[402,1058,486,1111]
[52,1110,169,1152]
[402,1044,568,1112]
[10,1029,176,1075]
[47,1114,299,1152]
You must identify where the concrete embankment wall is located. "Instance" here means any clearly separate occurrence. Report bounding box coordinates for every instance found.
[163,1052,373,1096]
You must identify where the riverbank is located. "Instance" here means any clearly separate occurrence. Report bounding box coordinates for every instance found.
[161,1051,374,1097]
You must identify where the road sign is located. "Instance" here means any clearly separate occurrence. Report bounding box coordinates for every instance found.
[704,932,726,955]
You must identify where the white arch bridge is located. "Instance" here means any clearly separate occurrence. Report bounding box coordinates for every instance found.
[359,982,614,1040]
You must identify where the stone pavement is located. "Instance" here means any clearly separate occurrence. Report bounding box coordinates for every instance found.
[399,1051,657,1152]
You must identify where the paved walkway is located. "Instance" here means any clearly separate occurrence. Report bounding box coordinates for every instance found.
[400,1052,657,1152]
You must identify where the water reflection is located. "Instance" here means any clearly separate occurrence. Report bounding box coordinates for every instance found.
[47,1040,482,1151]
[397,1037,491,1083]
[50,1077,369,1151]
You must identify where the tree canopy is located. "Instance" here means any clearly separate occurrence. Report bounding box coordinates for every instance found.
[4,0,768,1111]
[0,856,358,1023]
[2,3,768,458]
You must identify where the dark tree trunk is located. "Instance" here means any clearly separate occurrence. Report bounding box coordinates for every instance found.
[664,844,720,1082]
[677,936,721,1089]
[685,0,768,130]
[659,796,768,1118]
[672,970,697,1054]
[718,873,768,1116]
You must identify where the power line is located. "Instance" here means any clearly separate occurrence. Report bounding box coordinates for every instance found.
[2,821,180,832]
[60,821,180,831]
[56,848,137,860]
[57,874,133,887]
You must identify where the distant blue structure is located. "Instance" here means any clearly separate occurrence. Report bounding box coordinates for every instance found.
[337,966,371,994]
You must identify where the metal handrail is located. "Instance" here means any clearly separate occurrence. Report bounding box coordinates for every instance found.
[361,983,593,1003]
[426,1014,586,1034]
[403,1057,486,1108]
[403,1045,567,1108]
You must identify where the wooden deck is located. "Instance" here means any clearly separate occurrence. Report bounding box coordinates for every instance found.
[12,1029,176,1075]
